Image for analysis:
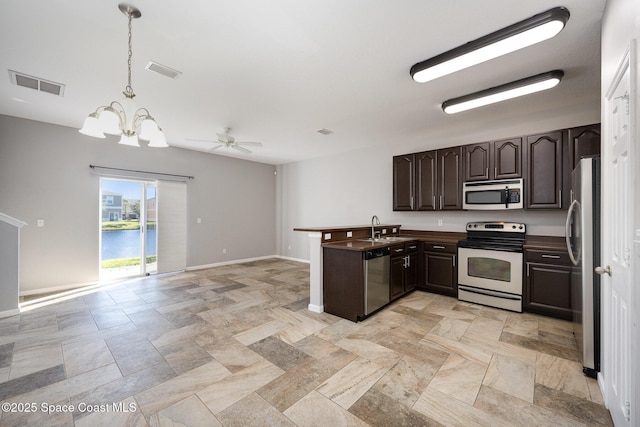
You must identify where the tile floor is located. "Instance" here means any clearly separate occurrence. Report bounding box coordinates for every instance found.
[0,258,613,426]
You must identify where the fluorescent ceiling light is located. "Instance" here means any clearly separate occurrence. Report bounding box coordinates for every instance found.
[410,7,570,83]
[442,70,564,114]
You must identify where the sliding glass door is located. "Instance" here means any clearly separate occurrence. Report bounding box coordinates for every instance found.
[100,178,157,280]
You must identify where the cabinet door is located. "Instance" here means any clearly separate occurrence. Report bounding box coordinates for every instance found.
[390,252,405,300]
[422,251,457,296]
[524,262,572,320]
[404,243,420,293]
[393,155,414,211]
[415,151,437,210]
[464,143,490,181]
[525,131,564,209]
[568,124,600,169]
[493,138,522,179]
[437,147,463,210]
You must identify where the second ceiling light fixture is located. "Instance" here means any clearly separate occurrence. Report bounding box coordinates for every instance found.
[410,7,570,113]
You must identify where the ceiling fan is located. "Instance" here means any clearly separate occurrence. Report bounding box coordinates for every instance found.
[187,127,263,154]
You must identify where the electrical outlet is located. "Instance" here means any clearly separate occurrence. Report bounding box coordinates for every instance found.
[346,231,353,238]
[325,233,331,240]
[197,218,202,224]
[382,229,387,234]
[223,248,227,254]
[37,219,45,227]
[437,219,443,226]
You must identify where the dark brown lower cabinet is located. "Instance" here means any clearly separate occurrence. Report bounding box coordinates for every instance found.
[323,247,364,322]
[419,241,457,297]
[390,242,418,300]
[524,248,572,320]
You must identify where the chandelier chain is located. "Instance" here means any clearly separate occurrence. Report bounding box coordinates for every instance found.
[125,12,134,97]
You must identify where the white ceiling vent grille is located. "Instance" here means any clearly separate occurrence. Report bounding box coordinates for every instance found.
[145,61,182,79]
[9,70,65,96]
[316,128,333,135]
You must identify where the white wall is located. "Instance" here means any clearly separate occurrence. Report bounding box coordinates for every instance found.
[0,115,276,293]
[278,119,600,262]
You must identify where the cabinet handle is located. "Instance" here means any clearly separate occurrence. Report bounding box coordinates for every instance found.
[486,167,489,178]
[452,255,456,267]
[394,248,404,253]
[527,262,530,277]
[558,190,562,208]
[409,245,417,250]
[433,196,436,209]
[433,245,445,249]
[541,254,561,259]
[410,196,414,210]
[495,167,497,178]
[440,195,443,209]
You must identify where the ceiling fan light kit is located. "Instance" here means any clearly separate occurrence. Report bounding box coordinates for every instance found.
[441,70,564,114]
[410,7,570,83]
[79,3,168,148]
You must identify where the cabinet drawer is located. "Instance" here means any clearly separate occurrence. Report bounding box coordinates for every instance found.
[422,241,457,253]
[525,248,570,265]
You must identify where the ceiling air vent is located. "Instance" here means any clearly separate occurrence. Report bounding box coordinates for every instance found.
[9,70,65,96]
[316,128,333,135]
[145,61,182,79]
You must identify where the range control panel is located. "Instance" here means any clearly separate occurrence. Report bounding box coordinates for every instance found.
[466,222,526,233]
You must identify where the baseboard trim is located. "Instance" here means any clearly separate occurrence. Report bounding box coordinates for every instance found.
[186,255,310,271]
[19,281,98,297]
[274,255,310,264]
[0,308,20,319]
[307,303,324,313]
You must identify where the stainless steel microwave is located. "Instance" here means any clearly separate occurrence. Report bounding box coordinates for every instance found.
[462,178,524,210]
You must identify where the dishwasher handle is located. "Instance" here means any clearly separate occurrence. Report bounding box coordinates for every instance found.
[365,247,390,260]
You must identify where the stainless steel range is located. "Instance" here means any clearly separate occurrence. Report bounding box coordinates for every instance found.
[457,222,526,312]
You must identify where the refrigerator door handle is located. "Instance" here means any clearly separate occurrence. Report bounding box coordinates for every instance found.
[565,199,580,266]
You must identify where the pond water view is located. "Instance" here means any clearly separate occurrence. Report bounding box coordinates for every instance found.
[101,228,157,260]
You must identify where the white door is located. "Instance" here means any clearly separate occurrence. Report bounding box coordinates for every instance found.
[602,41,636,426]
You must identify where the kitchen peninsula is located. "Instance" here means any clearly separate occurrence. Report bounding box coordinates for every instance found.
[295,224,567,322]
[294,224,465,319]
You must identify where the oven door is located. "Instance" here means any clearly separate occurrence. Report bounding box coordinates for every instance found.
[457,247,523,294]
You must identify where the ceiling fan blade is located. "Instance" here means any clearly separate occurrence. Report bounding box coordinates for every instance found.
[235,141,263,147]
[209,144,224,151]
[186,138,217,143]
[232,145,252,154]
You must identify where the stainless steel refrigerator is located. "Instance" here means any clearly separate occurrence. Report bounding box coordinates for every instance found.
[565,156,601,378]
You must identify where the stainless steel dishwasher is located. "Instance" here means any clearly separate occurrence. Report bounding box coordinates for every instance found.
[364,247,390,315]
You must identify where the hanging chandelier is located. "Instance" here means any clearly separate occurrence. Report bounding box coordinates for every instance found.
[79,3,167,147]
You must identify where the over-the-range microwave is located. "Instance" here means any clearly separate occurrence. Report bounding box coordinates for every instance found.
[462,178,524,210]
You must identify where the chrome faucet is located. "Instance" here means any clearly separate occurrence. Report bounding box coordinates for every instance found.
[371,215,380,240]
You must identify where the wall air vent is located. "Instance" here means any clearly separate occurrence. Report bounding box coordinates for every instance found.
[9,70,65,96]
[145,61,182,79]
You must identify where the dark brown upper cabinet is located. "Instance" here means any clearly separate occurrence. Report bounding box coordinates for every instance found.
[525,130,565,209]
[464,138,522,182]
[568,124,601,169]
[437,147,463,210]
[392,154,414,211]
[393,147,462,211]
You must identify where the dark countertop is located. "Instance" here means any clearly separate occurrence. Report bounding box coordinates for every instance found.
[323,230,464,252]
[524,235,568,251]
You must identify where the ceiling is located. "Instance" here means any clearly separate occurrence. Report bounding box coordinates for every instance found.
[0,0,606,165]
